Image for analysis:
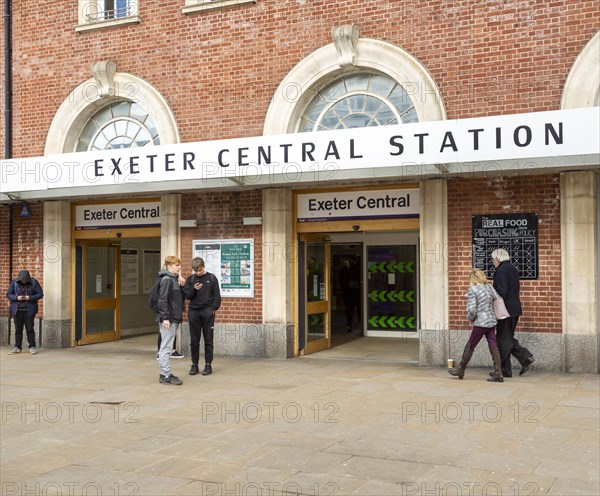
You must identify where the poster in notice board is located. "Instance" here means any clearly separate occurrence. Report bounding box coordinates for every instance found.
[472,213,538,280]
[192,239,254,298]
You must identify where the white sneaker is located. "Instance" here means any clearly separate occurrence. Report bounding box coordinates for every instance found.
[29,347,38,354]
[9,346,21,354]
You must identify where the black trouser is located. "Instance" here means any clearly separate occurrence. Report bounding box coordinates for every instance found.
[14,310,36,349]
[342,289,353,326]
[496,316,533,375]
[189,308,215,365]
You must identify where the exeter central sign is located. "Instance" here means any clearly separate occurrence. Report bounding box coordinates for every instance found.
[297,188,419,222]
[75,202,160,230]
[1,107,599,198]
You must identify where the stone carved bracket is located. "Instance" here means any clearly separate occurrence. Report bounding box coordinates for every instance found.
[91,61,117,97]
[331,24,360,67]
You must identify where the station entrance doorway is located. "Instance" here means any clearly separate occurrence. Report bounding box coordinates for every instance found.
[71,199,161,346]
[297,231,419,359]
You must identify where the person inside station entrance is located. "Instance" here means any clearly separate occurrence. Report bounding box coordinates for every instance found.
[343,256,361,332]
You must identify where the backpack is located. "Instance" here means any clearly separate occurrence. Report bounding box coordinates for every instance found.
[148,274,165,313]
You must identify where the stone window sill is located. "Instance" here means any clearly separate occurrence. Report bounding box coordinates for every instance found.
[183,0,257,15]
[75,16,141,34]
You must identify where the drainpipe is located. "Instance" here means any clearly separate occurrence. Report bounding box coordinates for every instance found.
[4,0,12,159]
[4,0,12,344]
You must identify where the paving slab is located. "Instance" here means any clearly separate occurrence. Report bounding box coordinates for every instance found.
[1,336,598,496]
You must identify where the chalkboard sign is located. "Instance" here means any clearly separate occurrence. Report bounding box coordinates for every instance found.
[472,213,538,279]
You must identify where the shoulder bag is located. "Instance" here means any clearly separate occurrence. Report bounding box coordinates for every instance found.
[491,285,510,320]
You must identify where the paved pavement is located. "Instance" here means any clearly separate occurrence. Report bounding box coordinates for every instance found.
[1,335,598,496]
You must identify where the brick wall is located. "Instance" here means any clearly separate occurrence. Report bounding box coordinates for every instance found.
[2,1,597,328]
[180,190,263,324]
[0,202,45,318]
[3,1,599,160]
[447,173,562,333]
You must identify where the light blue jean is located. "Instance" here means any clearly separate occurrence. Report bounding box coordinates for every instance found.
[158,322,179,377]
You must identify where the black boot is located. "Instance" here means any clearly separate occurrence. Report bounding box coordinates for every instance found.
[202,363,212,376]
[448,344,474,379]
[487,345,504,382]
[189,364,199,375]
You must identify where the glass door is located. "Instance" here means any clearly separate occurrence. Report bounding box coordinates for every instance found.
[366,245,417,336]
[300,235,331,354]
[75,241,120,344]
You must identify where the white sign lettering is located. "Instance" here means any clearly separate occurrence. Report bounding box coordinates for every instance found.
[2,108,598,198]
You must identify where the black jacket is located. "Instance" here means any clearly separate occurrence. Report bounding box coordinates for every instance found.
[156,269,184,324]
[493,261,522,317]
[183,272,221,312]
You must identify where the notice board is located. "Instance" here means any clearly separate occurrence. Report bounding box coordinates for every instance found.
[472,213,538,279]
[192,239,254,297]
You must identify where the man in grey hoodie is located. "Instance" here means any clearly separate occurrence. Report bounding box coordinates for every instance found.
[156,256,185,385]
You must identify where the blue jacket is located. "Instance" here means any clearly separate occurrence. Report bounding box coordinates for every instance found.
[6,270,44,317]
[493,261,522,317]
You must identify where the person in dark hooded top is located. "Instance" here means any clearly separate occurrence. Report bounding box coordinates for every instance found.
[6,270,44,354]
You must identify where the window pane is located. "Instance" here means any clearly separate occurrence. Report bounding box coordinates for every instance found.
[347,95,365,113]
[364,95,383,114]
[321,80,345,104]
[320,115,340,130]
[374,106,397,126]
[340,113,372,129]
[344,74,370,93]
[300,72,419,132]
[331,100,351,118]
[389,86,413,115]
[77,102,159,151]
[368,75,396,98]
[130,102,148,122]
[112,102,130,118]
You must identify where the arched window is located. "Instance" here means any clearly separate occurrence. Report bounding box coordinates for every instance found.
[299,73,418,132]
[76,101,160,151]
[264,37,445,135]
[45,70,179,155]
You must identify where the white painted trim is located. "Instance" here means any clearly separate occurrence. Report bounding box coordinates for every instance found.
[264,38,446,135]
[183,0,256,15]
[45,73,180,155]
[561,30,600,109]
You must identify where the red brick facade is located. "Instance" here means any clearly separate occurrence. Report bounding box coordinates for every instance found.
[180,190,263,324]
[1,0,598,334]
[2,1,599,159]
[0,203,45,317]
[448,173,562,334]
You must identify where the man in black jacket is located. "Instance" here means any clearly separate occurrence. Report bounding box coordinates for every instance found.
[184,257,221,376]
[491,249,535,377]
